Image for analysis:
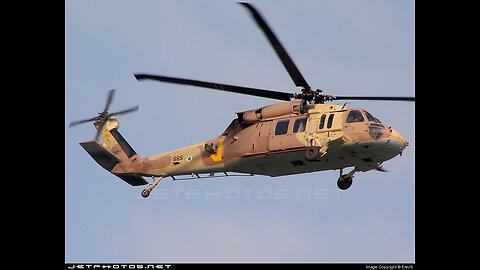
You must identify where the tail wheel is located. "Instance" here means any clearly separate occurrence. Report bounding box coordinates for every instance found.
[337,175,353,190]
[141,189,151,198]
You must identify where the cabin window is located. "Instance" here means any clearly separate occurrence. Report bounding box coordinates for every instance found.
[364,110,381,123]
[275,120,290,135]
[293,117,307,133]
[346,110,365,123]
[319,114,326,129]
[327,114,334,129]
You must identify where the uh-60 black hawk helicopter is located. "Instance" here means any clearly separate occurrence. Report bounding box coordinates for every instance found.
[70,2,414,198]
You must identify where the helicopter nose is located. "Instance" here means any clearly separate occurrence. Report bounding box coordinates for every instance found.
[388,129,408,155]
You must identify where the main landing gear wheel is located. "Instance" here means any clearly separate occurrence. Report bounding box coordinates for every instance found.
[304,146,320,161]
[336,168,359,190]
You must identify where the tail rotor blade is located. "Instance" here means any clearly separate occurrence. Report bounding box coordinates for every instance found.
[94,120,107,142]
[69,116,99,128]
[109,105,139,117]
[69,89,139,141]
[103,89,116,113]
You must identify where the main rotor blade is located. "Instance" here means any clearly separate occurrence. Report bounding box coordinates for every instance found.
[109,105,140,117]
[69,116,99,128]
[103,89,116,113]
[239,2,310,90]
[332,96,415,102]
[134,73,293,101]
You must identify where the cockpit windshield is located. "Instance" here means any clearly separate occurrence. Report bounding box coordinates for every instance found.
[346,110,365,123]
[363,110,381,123]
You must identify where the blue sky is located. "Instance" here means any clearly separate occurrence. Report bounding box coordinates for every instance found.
[65,0,414,262]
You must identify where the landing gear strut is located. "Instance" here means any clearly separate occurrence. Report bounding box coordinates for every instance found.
[141,176,163,198]
[304,145,328,161]
[337,168,358,190]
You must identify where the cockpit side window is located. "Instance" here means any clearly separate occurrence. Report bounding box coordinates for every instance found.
[346,110,365,123]
[363,110,381,123]
[293,117,307,133]
[319,114,326,129]
[327,114,334,129]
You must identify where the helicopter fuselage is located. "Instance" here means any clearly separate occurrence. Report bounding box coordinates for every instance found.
[113,100,407,179]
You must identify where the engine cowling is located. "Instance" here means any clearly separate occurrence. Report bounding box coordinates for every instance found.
[236,100,306,122]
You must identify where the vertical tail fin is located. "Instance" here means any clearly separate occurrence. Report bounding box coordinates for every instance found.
[108,128,137,158]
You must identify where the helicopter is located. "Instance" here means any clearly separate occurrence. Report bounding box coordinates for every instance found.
[69,2,414,198]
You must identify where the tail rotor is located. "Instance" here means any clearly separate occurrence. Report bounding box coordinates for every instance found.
[69,89,139,141]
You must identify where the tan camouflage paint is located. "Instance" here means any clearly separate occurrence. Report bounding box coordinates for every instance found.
[85,100,407,181]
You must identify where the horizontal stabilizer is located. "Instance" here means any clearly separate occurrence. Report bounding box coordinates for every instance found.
[80,140,148,186]
[113,173,148,186]
[80,140,120,171]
